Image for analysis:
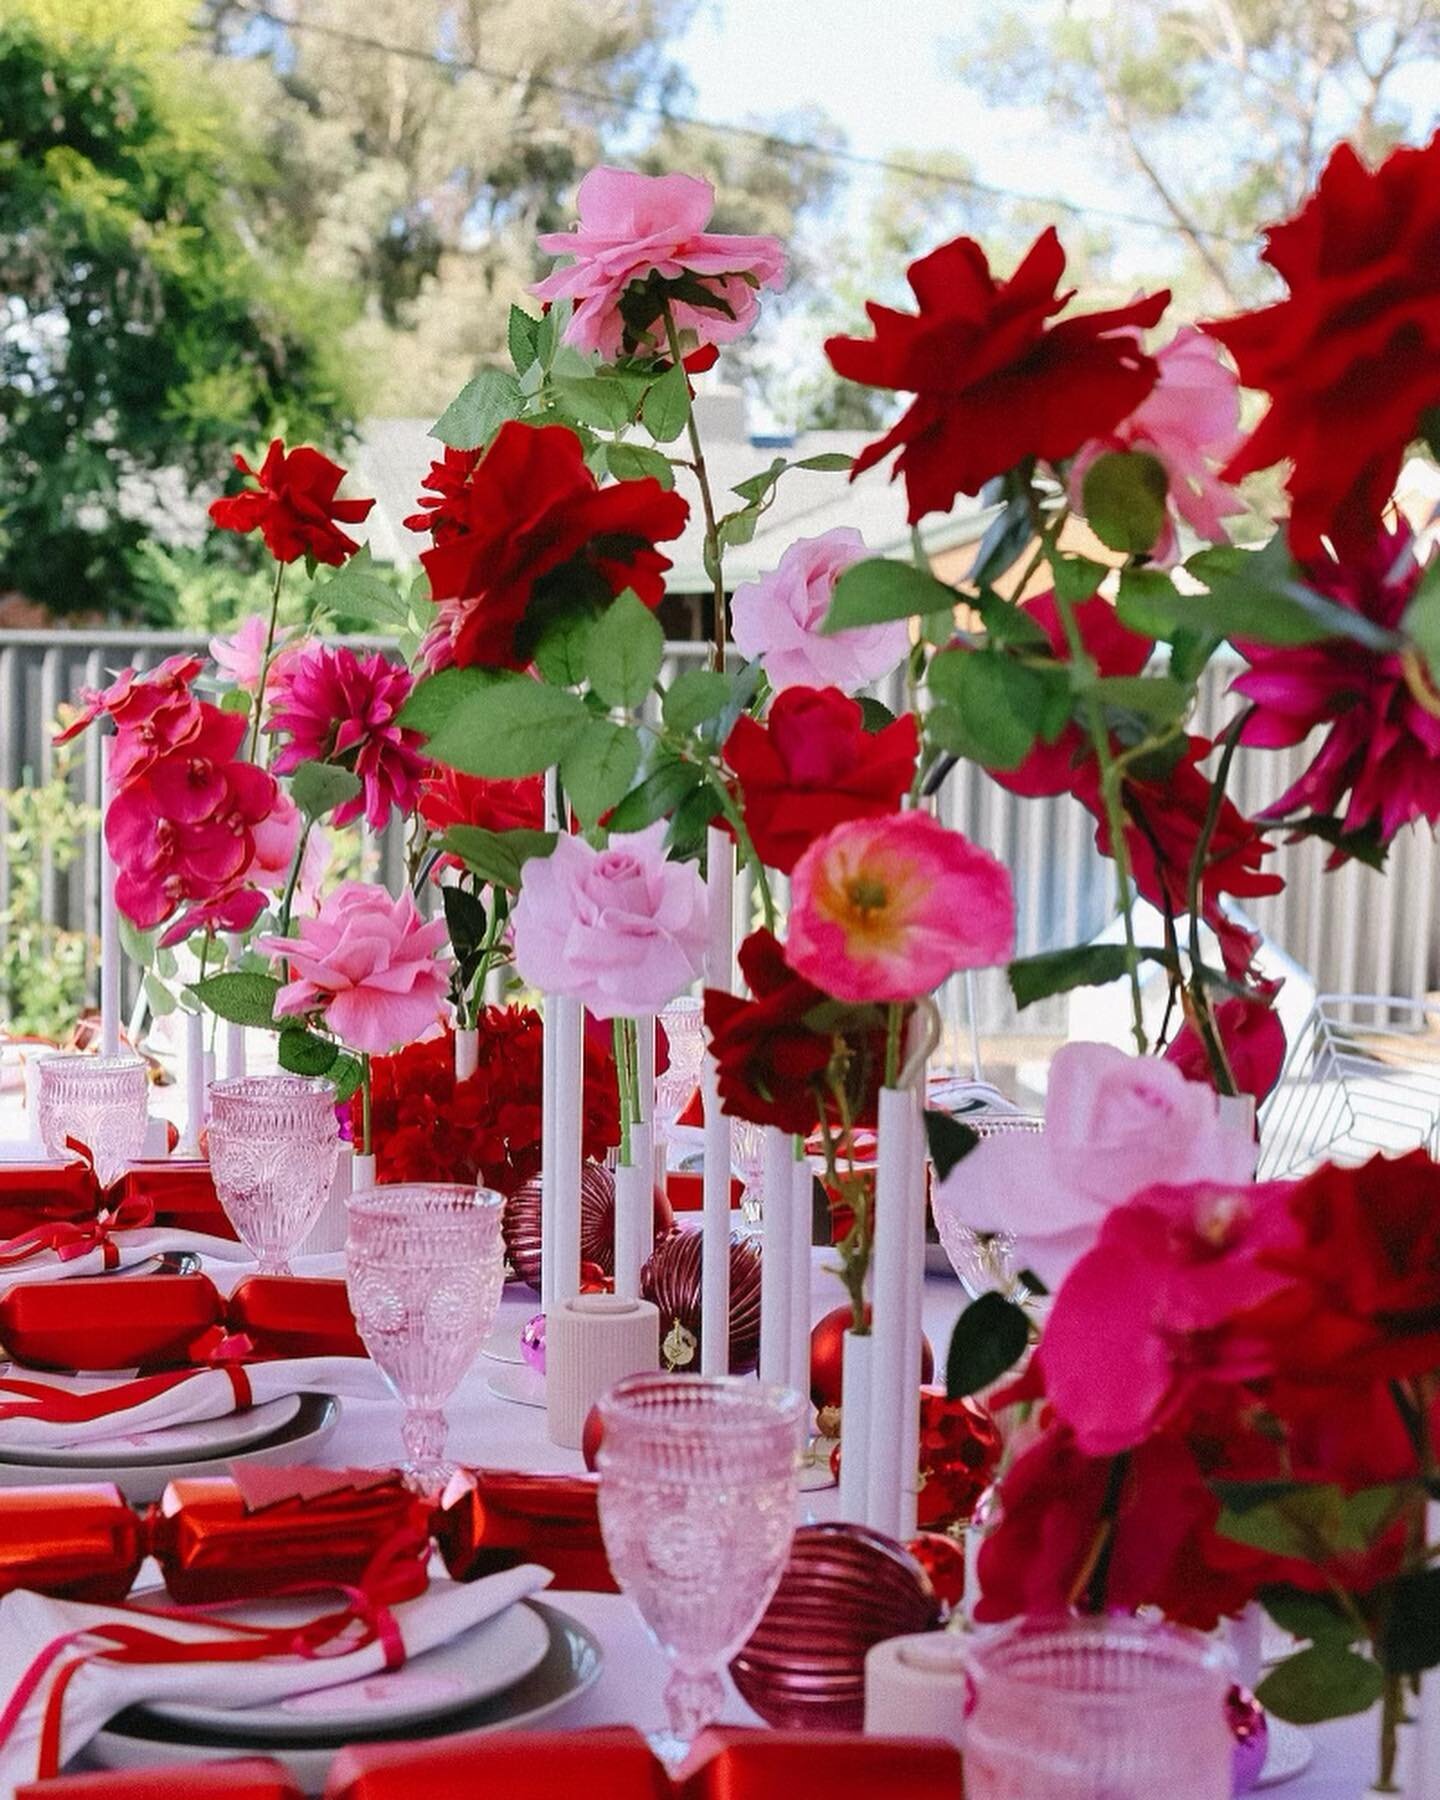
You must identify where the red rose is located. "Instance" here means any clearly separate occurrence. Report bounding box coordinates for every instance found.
[722,687,919,874]
[1253,1150,1440,1387]
[1164,993,1287,1105]
[411,421,689,671]
[402,446,482,541]
[704,929,885,1135]
[1206,133,1440,559]
[419,766,545,839]
[826,227,1169,522]
[208,439,374,566]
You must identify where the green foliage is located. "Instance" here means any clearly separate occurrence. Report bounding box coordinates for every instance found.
[0,12,357,619]
[1257,1646,1385,1725]
[946,1291,1031,1398]
[0,770,97,1039]
[189,971,282,1028]
[825,558,959,632]
[1008,943,1173,1010]
[1081,450,1169,556]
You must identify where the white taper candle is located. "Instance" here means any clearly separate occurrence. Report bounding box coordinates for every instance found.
[222,935,246,1079]
[758,1125,793,1384]
[700,825,735,1378]
[551,992,584,1305]
[789,1150,814,1394]
[539,769,561,1315]
[179,1008,206,1159]
[867,1081,916,1538]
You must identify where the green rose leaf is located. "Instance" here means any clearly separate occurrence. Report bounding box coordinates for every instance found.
[641,362,690,443]
[218,687,252,716]
[1256,1646,1385,1725]
[1082,450,1169,557]
[440,884,489,969]
[533,613,595,689]
[420,674,590,777]
[1402,556,1440,685]
[277,1026,340,1077]
[1258,1585,1358,1648]
[191,972,282,1030]
[507,304,540,374]
[793,451,853,473]
[431,366,524,450]
[663,669,732,735]
[926,648,1069,770]
[946,1291,1030,1399]
[605,442,676,488]
[289,760,363,823]
[924,1109,979,1181]
[440,826,558,891]
[328,1053,364,1104]
[606,755,706,834]
[971,588,1050,650]
[1380,1567,1440,1675]
[552,374,636,433]
[119,918,157,968]
[588,589,665,710]
[1092,674,1193,731]
[730,456,789,506]
[310,546,410,628]
[825,558,956,633]
[1008,943,1173,1011]
[1051,553,1108,605]
[561,719,643,825]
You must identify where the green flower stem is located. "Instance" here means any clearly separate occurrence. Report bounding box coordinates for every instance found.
[1183,712,1249,1097]
[661,305,726,675]
[277,821,312,940]
[360,1052,372,1158]
[465,893,507,1029]
[246,559,286,766]
[613,1015,635,1166]
[707,772,777,933]
[883,1002,903,1088]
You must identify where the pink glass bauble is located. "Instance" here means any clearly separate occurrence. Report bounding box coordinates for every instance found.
[519,1310,546,1375]
[729,1521,942,1730]
[1228,1685,1269,1794]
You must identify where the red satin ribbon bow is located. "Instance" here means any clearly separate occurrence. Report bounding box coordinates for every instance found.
[0,1140,153,1272]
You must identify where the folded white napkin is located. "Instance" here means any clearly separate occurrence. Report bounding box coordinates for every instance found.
[0,1565,552,1794]
[0,1228,255,1291]
[0,1357,391,1451]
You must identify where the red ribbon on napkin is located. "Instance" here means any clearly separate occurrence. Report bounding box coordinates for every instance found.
[16,1756,306,1798]
[0,1189,154,1273]
[0,1364,253,1425]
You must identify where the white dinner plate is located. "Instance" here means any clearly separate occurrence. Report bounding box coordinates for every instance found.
[145,1592,550,1740]
[0,1392,339,1504]
[87,1602,603,1792]
[0,1394,303,1468]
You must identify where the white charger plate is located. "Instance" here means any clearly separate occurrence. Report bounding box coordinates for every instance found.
[87,1601,602,1790]
[0,1392,339,1504]
[0,1394,303,1468]
[146,1593,550,1740]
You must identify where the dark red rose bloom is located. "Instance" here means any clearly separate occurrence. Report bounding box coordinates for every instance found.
[208,440,374,566]
[1232,525,1440,849]
[704,929,886,1135]
[1164,992,1287,1105]
[974,1425,1260,1631]
[722,687,919,875]
[418,766,545,837]
[411,421,689,671]
[356,1012,619,1195]
[402,446,483,541]
[826,227,1169,522]
[1251,1150,1440,1389]
[1206,133,1440,559]
[985,592,1282,974]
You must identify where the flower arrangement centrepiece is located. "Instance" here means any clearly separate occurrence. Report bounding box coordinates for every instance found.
[64,133,1440,1791]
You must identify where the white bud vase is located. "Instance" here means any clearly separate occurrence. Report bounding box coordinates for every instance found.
[455,1027,479,1083]
[350,1151,377,1193]
[838,1328,873,1523]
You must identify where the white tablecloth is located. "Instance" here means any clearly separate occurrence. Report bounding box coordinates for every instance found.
[203,1245,1379,1797]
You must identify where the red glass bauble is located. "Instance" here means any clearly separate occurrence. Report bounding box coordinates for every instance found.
[581,1404,605,1472]
[730,1522,942,1730]
[809,1304,933,1410]
[916,1386,1003,1532]
[641,1226,762,1374]
[503,1162,673,1290]
[905,1532,966,1612]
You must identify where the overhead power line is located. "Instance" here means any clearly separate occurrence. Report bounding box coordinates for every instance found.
[223,2,1251,248]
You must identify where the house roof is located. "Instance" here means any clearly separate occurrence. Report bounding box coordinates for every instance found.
[350,391,992,590]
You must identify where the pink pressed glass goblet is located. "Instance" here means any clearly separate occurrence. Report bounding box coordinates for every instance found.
[36,1052,149,1187]
[656,997,706,1128]
[345,1182,506,1492]
[207,1075,339,1275]
[964,1614,1234,1800]
[596,1372,805,1765]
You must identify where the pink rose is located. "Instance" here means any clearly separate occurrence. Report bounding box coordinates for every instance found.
[784,812,1013,1004]
[532,166,785,361]
[209,615,301,697]
[729,529,907,694]
[1069,326,1245,566]
[510,822,707,1019]
[260,882,453,1055]
[936,1041,1257,1290]
[1042,1177,1299,1454]
[247,790,302,890]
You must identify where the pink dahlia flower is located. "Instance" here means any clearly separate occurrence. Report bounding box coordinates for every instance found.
[268,644,427,831]
[532,166,786,361]
[1232,524,1439,847]
[261,882,453,1055]
[785,812,1014,1004]
[729,529,908,694]
[510,821,708,1020]
[1069,326,1246,565]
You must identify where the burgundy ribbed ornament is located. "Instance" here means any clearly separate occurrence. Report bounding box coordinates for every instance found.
[640,1226,762,1375]
[729,1522,942,1730]
[503,1161,672,1290]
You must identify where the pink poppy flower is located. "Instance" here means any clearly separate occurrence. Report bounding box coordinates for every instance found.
[267,644,427,832]
[510,822,708,1020]
[1069,326,1246,565]
[532,166,786,361]
[937,1041,1258,1290]
[729,529,908,694]
[1042,1176,1300,1456]
[260,882,454,1056]
[784,812,1014,1004]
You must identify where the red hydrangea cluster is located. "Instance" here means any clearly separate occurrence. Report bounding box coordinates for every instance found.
[355,1012,620,1195]
[57,655,291,942]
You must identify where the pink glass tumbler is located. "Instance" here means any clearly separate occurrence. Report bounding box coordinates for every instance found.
[596,1372,805,1765]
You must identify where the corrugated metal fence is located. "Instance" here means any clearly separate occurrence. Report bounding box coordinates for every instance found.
[2,629,1435,1037]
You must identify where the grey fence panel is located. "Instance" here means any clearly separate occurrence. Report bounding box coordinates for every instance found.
[0,629,1436,1038]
